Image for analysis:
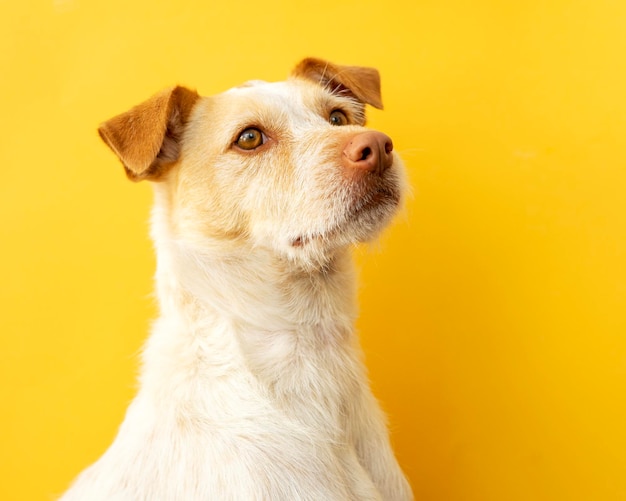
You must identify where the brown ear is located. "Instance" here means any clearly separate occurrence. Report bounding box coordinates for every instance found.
[292,57,383,110]
[98,86,200,181]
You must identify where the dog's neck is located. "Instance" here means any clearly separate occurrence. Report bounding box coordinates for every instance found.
[153,238,358,331]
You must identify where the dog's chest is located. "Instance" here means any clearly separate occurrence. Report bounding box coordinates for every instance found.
[146,315,364,435]
[239,324,363,433]
[171,319,358,441]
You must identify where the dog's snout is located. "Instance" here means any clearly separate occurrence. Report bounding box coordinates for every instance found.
[342,131,394,175]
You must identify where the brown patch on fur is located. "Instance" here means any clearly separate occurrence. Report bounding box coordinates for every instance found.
[98,86,200,181]
[292,58,384,110]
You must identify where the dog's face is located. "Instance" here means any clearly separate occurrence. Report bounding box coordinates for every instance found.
[99,58,406,268]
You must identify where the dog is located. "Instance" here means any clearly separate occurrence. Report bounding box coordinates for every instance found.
[61,58,413,501]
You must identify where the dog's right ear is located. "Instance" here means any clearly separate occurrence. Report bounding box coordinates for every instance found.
[98,86,200,181]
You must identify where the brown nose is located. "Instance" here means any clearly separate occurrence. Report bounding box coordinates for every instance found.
[341,131,394,175]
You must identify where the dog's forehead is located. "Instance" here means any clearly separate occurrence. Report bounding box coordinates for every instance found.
[221,78,318,111]
[235,79,270,89]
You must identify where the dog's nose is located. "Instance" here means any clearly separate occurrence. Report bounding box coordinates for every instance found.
[342,131,394,175]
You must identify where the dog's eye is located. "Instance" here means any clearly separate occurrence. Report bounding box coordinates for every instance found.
[235,128,264,150]
[329,110,349,126]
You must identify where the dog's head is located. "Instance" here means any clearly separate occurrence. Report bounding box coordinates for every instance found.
[99,58,406,268]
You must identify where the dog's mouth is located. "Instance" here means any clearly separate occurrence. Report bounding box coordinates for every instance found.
[290,185,400,248]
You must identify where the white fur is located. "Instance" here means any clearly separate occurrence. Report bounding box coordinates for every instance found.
[61,72,413,500]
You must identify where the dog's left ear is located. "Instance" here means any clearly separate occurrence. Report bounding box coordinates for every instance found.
[292,57,383,110]
[98,86,200,181]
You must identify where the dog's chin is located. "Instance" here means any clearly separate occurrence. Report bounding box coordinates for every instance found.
[288,185,401,259]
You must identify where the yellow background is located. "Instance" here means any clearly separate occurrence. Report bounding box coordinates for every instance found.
[1,1,625,499]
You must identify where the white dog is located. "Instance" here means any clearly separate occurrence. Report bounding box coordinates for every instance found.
[61,58,413,501]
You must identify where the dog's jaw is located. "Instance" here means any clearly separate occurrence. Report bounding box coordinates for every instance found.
[150,192,360,330]
[288,168,404,250]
